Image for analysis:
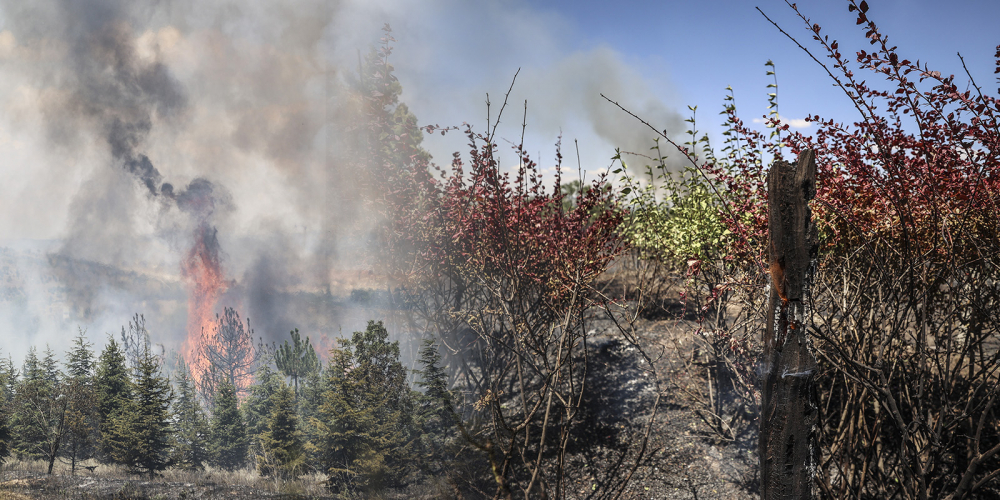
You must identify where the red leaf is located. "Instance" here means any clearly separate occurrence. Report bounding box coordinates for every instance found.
[860,0,869,13]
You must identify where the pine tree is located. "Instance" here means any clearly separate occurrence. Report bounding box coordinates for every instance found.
[242,364,282,466]
[9,347,54,461]
[416,340,453,421]
[119,314,151,374]
[297,365,325,464]
[62,331,98,474]
[0,403,8,467]
[414,339,457,473]
[412,339,490,488]
[41,346,61,385]
[274,329,319,399]
[9,345,74,474]
[0,353,14,466]
[129,344,173,478]
[258,384,303,478]
[210,380,247,470]
[21,347,42,382]
[102,398,139,468]
[0,354,16,401]
[171,358,209,470]
[95,337,133,463]
[315,320,416,494]
[66,331,95,379]
[105,342,173,478]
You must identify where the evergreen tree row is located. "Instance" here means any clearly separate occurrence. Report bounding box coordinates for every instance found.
[0,319,472,496]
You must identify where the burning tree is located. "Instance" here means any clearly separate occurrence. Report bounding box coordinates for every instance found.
[195,307,268,406]
[182,223,228,392]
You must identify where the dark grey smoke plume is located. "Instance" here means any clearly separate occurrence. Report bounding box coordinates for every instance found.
[64,6,187,196]
[245,246,295,341]
[169,177,229,221]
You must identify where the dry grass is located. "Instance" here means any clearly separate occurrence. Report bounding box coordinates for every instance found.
[0,492,33,500]
[0,458,334,499]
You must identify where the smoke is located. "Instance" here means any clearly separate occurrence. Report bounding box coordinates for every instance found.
[371,0,688,174]
[0,0,365,364]
[7,1,243,370]
[507,47,687,171]
[0,0,686,365]
[89,24,186,196]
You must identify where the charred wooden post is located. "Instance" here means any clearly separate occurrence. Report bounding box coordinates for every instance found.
[760,149,819,499]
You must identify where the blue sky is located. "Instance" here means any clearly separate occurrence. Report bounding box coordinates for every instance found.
[382,0,1000,174]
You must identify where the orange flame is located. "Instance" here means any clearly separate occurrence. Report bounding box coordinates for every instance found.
[181,224,227,387]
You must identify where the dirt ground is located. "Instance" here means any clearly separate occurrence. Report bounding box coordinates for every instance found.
[0,311,760,500]
[559,313,759,500]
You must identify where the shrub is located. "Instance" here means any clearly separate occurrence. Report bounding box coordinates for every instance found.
[357,26,656,499]
[770,3,1000,497]
[610,2,1000,496]
[648,1,1000,496]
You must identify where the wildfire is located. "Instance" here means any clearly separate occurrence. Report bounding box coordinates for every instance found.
[181,223,227,387]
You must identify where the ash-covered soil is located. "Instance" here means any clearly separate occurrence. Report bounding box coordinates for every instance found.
[554,313,759,500]
[0,313,758,500]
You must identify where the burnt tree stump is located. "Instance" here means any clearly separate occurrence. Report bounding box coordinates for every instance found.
[760,149,819,499]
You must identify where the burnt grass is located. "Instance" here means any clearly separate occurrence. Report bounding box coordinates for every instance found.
[551,308,758,499]
[0,301,759,500]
